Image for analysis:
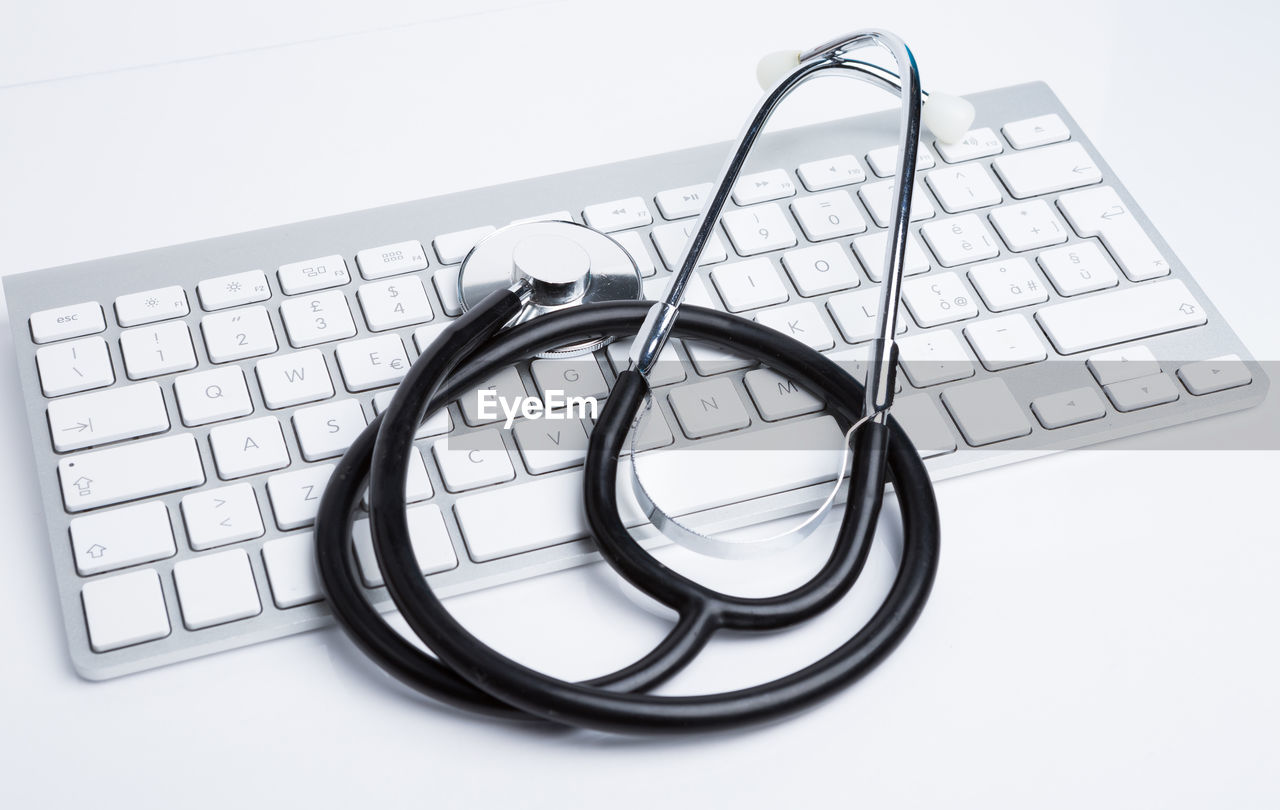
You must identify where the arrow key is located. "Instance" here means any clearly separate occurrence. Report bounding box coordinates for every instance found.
[1177,354,1253,396]
[1104,372,1179,412]
[1031,387,1107,429]
[70,500,177,576]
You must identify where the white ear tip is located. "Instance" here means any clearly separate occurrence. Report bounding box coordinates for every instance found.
[756,50,802,90]
[923,93,976,144]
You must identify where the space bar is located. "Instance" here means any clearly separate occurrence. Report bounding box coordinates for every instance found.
[453,416,846,561]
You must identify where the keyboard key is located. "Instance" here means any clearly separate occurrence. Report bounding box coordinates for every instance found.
[919,214,1000,267]
[968,257,1049,312]
[459,366,529,426]
[59,433,205,512]
[1031,388,1107,429]
[278,255,351,295]
[826,346,903,395]
[941,378,1033,446]
[46,381,169,452]
[401,446,434,503]
[934,127,1003,163]
[266,464,334,530]
[796,155,866,191]
[858,179,935,227]
[1057,186,1170,281]
[357,277,434,331]
[529,355,609,400]
[174,366,254,426]
[1178,354,1252,395]
[1104,372,1179,412]
[755,301,836,350]
[1035,279,1206,354]
[790,191,867,241]
[668,378,751,438]
[993,141,1101,198]
[1087,345,1159,386]
[963,313,1047,371]
[353,503,458,586]
[990,199,1068,251]
[583,197,653,232]
[1002,113,1070,149]
[173,548,262,630]
[36,336,114,397]
[355,239,429,280]
[262,532,324,608]
[209,416,290,479]
[606,339,687,387]
[732,169,796,205]
[433,429,515,491]
[432,266,464,316]
[292,399,367,461]
[851,231,931,281]
[643,272,715,307]
[889,394,957,457]
[902,271,980,327]
[685,342,754,376]
[609,230,657,277]
[29,301,105,344]
[743,368,823,421]
[618,405,675,453]
[256,349,333,409]
[866,144,936,177]
[114,286,189,327]
[897,330,975,387]
[70,500,176,575]
[925,164,1003,213]
[197,270,271,311]
[120,321,197,379]
[280,290,357,348]
[826,288,907,343]
[781,243,859,296]
[513,417,589,474]
[433,225,496,264]
[650,221,728,269]
[654,183,712,219]
[721,203,798,255]
[1037,242,1119,296]
[335,335,410,391]
[372,390,452,438]
[710,258,790,312]
[200,305,278,363]
[510,211,573,226]
[181,483,265,549]
[81,569,170,652]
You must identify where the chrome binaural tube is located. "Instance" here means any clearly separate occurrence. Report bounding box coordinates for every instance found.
[626,29,924,424]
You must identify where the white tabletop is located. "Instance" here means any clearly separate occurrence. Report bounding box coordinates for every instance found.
[1,1,1277,806]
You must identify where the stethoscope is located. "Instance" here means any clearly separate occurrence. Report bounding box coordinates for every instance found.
[315,28,974,733]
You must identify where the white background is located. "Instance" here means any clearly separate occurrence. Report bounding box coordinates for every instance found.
[1,0,1277,806]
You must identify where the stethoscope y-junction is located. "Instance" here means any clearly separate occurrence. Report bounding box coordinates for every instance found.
[314,28,974,733]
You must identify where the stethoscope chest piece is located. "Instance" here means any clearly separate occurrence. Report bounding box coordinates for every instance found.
[456,220,642,356]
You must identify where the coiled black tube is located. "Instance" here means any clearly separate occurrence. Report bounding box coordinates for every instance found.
[315,291,940,733]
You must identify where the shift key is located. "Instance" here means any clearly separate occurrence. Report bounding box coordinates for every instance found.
[1034,279,1206,354]
[59,434,205,512]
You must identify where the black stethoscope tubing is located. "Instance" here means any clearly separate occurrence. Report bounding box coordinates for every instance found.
[314,290,940,733]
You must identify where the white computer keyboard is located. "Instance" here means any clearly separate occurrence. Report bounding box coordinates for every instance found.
[3,82,1266,679]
